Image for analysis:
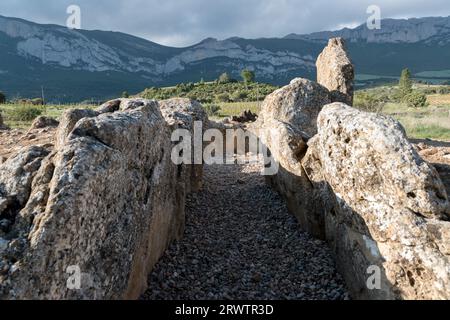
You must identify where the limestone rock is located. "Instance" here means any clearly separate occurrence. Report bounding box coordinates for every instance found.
[302,103,450,299]
[55,109,98,149]
[95,99,121,114]
[316,38,354,105]
[0,99,193,299]
[159,98,208,193]
[30,116,59,130]
[256,78,330,137]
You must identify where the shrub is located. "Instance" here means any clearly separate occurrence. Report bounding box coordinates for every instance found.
[231,90,248,102]
[218,73,231,84]
[7,105,43,122]
[0,91,5,104]
[405,91,429,108]
[241,69,255,83]
[216,93,231,103]
[204,104,221,117]
[354,92,385,113]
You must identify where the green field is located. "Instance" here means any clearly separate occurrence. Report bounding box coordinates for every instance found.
[0,103,93,129]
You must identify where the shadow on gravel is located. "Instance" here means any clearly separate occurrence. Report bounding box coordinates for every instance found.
[142,160,350,300]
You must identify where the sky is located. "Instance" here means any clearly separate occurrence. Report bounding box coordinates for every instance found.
[1,0,449,47]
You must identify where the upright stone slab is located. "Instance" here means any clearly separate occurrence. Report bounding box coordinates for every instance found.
[316,38,354,105]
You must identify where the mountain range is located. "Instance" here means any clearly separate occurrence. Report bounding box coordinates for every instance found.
[1,15,450,102]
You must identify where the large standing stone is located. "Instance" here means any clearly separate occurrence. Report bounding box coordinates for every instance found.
[0,99,194,299]
[256,78,331,137]
[316,38,354,105]
[159,98,208,193]
[302,102,450,299]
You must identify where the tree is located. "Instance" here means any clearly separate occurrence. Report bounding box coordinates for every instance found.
[398,68,413,100]
[405,91,428,108]
[241,69,255,83]
[218,73,231,84]
[0,91,5,104]
[122,91,130,98]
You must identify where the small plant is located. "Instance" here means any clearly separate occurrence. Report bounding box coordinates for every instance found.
[204,104,221,117]
[7,104,43,122]
[405,91,429,108]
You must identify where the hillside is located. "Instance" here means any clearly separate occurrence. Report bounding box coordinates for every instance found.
[1,15,450,102]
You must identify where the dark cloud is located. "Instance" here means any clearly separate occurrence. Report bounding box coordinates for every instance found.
[1,0,449,46]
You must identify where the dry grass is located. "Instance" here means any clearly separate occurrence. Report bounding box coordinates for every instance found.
[427,94,450,106]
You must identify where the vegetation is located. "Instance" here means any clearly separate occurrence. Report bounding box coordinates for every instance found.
[204,104,221,117]
[122,91,130,98]
[4,104,43,122]
[0,103,94,128]
[398,68,413,100]
[0,91,6,104]
[218,73,232,84]
[140,80,278,104]
[353,92,385,113]
[404,91,429,108]
[241,69,255,84]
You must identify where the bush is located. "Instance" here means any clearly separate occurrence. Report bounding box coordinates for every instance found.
[204,104,221,117]
[7,105,43,121]
[0,91,5,104]
[231,90,248,102]
[216,93,231,103]
[354,92,385,113]
[405,91,429,108]
[218,73,231,84]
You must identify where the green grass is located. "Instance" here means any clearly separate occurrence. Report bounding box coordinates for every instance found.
[381,101,450,141]
[216,101,261,118]
[0,103,94,128]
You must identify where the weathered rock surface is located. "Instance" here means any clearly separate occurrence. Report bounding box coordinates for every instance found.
[255,78,330,137]
[55,109,99,149]
[0,99,199,299]
[30,116,59,130]
[316,38,354,105]
[159,98,208,193]
[302,103,450,299]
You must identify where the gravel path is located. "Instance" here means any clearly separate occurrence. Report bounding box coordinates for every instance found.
[142,158,349,300]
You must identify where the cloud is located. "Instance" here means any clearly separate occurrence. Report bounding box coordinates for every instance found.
[1,0,449,46]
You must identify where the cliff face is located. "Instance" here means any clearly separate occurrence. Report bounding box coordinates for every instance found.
[287,17,450,44]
